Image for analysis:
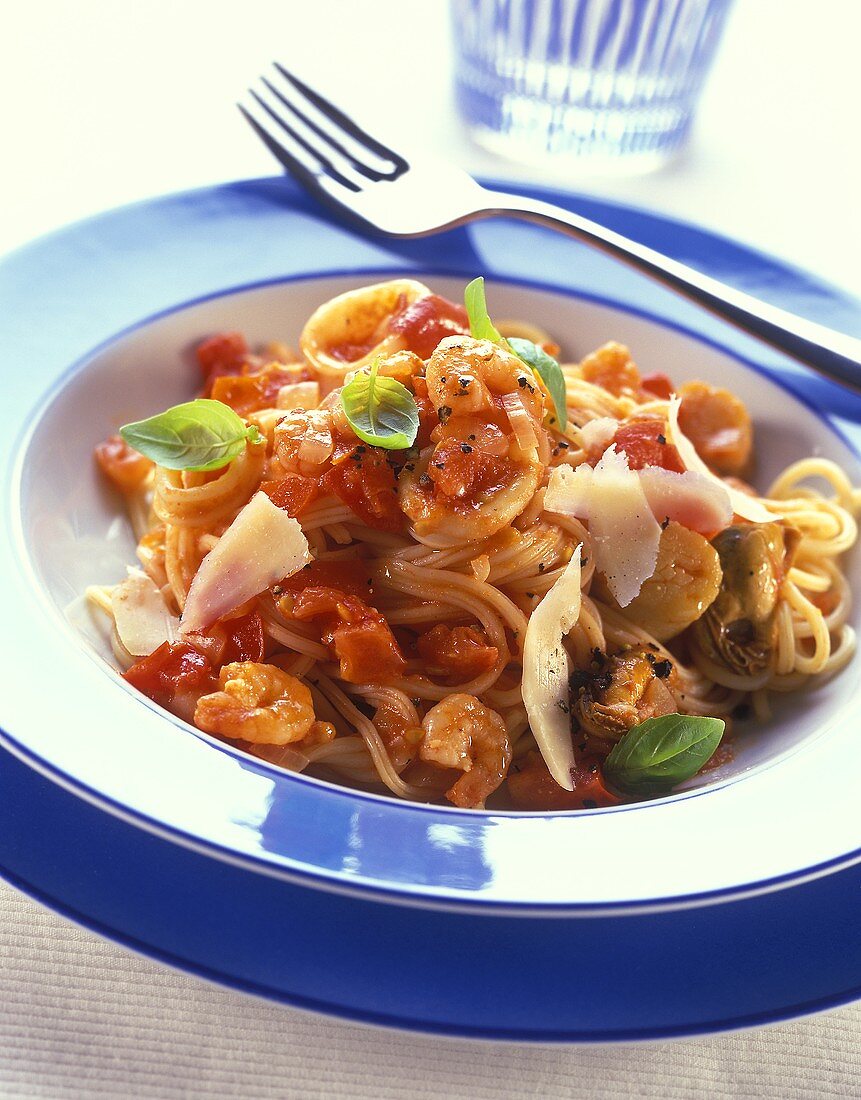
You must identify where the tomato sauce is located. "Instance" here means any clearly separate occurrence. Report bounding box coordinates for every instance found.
[388,294,469,359]
[323,446,403,532]
[416,624,498,682]
[507,751,622,810]
[278,560,374,601]
[196,332,248,395]
[260,474,319,517]
[210,363,304,416]
[124,642,217,708]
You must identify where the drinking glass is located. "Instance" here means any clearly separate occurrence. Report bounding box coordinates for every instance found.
[451,0,734,171]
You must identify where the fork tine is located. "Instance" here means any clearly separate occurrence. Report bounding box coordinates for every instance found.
[272,62,408,174]
[237,104,321,189]
[247,90,362,193]
[260,76,390,182]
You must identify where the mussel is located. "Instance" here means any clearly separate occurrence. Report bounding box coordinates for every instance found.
[692,522,799,677]
[571,646,680,742]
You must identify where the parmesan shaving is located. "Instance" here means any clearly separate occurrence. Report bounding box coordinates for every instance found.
[180,491,312,634]
[577,416,618,454]
[521,545,582,791]
[667,396,776,523]
[111,567,179,656]
[637,466,733,536]
[545,447,662,607]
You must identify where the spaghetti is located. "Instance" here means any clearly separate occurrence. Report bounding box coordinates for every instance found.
[90,279,860,810]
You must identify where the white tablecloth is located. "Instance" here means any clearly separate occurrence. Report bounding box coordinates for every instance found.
[2,1,860,1095]
[2,886,860,1098]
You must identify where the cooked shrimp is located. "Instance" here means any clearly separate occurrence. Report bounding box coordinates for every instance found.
[373,702,424,772]
[677,381,753,476]
[620,521,723,641]
[578,343,641,399]
[195,661,317,745]
[424,335,545,424]
[273,407,334,476]
[399,336,547,542]
[419,693,512,808]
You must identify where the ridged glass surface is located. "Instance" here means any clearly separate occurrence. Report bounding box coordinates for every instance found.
[452,0,734,169]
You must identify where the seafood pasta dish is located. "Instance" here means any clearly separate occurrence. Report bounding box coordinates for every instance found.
[89,279,860,810]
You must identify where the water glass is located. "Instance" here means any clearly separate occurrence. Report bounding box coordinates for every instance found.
[451,0,734,171]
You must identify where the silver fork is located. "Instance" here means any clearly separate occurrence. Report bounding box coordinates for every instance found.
[240,64,861,394]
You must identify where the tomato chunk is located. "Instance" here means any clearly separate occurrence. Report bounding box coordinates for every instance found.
[328,340,377,363]
[613,419,685,473]
[211,363,302,416]
[220,611,266,664]
[95,435,154,491]
[279,559,373,600]
[124,641,218,714]
[507,751,622,810]
[323,446,403,532]
[640,371,674,400]
[416,624,498,682]
[388,294,469,359]
[427,419,511,504]
[291,586,405,684]
[260,474,319,517]
[186,610,266,667]
[197,332,248,394]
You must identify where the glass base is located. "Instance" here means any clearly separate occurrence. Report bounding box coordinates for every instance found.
[466,120,686,175]
[457,81,693,173]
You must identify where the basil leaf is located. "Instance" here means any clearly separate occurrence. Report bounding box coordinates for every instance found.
[507,337,568,430]
[464,278,568,429]
[339,358,419,450]
[604,714,725,796]
[464,276,505,344]
[120,399,258,472]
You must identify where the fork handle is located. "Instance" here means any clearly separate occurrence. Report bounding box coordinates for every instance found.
[481,189,861,394]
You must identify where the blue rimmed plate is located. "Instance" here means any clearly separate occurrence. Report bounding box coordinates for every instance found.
[1,177,860,1039]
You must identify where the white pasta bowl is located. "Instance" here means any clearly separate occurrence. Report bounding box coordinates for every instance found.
[6,270,861,913]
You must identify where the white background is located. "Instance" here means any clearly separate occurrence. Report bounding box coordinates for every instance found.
[2,0,860,290]
[2,1,860,1096]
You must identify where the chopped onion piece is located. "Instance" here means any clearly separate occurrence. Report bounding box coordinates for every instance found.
[544,462,592,515]
[499,392,539,459]
[180,491,311,634]
[545,447,661,607]
[111,567,179,656]
[246,408,283,441]
[667,395,776,523]
[276,381,320,410]
[522,545,582,791]
[637,466,733,536]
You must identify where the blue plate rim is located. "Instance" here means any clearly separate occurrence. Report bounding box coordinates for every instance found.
[1,736,860,1043]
